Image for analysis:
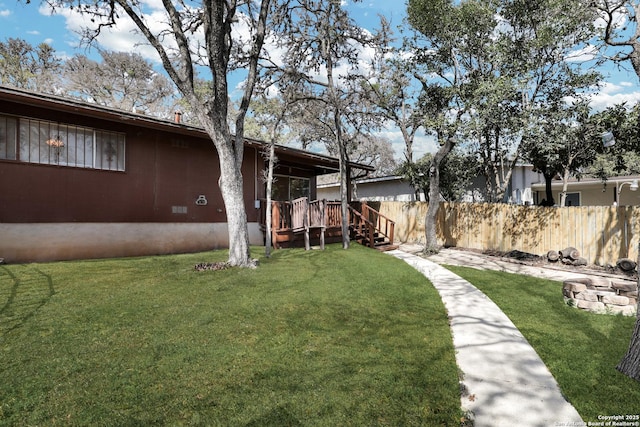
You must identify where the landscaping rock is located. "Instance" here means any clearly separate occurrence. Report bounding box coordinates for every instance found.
[620,290,639,298]
[563,282,587,293]
[579,292,599,302]
[571,257,588,266]
[611,282,638,292]
[589,277,612,288]
[567,277,593,286]
[601,294,630,306]
[563,278,637,316]
[576,300,605,312]
[606,305,637,316]
[592,289,616,297]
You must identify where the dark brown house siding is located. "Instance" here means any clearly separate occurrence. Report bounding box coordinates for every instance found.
[0,97,263,224]
[0,87,372,262]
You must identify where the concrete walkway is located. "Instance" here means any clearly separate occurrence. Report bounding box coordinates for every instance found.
[387,249,584,427]
[421,246,635,284]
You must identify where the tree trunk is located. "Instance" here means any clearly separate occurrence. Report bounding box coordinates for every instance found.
[333,103,350,250]
[217,140,254,267]
[542,171,555,206]
[338,143,350,250]
[325,36,350,250]
[629,43,640,82]
[424,137,454,253]
[559,247,580,260]
[618,318,640,381]
[264,142,275,258]
[616,244,640,382]
[424,163,441,253]
[559,168,571,207]
[495,151,521,203]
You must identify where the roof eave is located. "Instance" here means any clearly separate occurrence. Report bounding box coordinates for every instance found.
[0,85,372,174]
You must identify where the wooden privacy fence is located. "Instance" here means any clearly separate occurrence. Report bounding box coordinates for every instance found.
[378,201,640,266]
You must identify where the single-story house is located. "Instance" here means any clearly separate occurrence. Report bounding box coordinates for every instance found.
[318,164,540,205]
[318,175,426,202]
[530,175,640,206]
[0,86,371,263]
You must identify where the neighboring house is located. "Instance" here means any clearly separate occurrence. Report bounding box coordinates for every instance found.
[0,86,370,262]
[317,175,426,202]
[317,166,640,207]
[318,163,540,205]
[530,175,640,206]
[458,163,539,205]
[503,163,538,205]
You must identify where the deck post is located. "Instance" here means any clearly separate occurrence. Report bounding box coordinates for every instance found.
[320,199,326,250]
[304,198,310,250]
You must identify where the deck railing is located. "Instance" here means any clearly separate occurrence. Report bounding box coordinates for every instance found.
[348,202,395,249]
[348,207,376,248]
[360,202,395,246]
[291,197,308,231]
[323,201,342,228]
[261,198,394,250]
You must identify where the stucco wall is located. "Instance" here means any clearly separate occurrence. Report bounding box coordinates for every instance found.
[0,222,264,263]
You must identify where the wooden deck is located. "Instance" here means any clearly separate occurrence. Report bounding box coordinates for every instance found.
[261,198,396,250]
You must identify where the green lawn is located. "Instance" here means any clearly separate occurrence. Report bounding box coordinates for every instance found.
[0,244,461,426]
[447,265,640,422]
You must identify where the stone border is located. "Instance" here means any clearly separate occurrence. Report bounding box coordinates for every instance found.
[563,277,638,316]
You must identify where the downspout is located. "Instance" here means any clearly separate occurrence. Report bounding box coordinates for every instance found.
[254,146,259,203]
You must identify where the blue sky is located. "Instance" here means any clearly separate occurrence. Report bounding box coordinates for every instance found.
[1,1,640,160]
[0,1,403,62]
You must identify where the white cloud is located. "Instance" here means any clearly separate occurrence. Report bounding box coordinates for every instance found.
[377,124,439,161]
[42,1,276,76]
[594,6,628,31]
[589,81,640,111]
[41,2,174,63]
[0,9,10,17]
[566,44,598,63]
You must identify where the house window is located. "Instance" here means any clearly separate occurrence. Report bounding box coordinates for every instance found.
[290,177,310,199]
[562,192,580,206]
[0,116,17,160]
[94,130,125,171]
[0,114,125,171]
[272,175,310,200]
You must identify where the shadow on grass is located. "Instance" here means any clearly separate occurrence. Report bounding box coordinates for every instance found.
[0,247,461,426]
[447,265,639,420]
[0,265,56,336]
[245,405,302,427]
